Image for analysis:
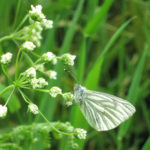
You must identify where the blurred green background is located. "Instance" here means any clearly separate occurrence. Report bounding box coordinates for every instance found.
[0,0,150,150]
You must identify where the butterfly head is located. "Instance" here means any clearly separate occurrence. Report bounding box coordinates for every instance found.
[74,84,86,104]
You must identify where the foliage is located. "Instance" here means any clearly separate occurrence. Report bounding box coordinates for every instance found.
[0,0,150,150]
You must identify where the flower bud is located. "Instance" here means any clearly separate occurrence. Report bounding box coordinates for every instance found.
[62,92,73,106]
[49,86,62,97]
[74,128,87,139]
[47,70,57,80]
[0,52,12,64]
[28,103,39,114]
[42,19,53,29]
[23,67,36,78]
[0,105,7,117]
[41,52,56,62]
[61,53,76,66]
[29,5,45,22]
[22,41,36,51]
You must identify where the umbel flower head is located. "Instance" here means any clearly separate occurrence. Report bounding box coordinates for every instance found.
[41,52,56,63]
[61,53,76,66]
[0,52,12,64]
[0,105,7,117]
[23,67,36,78]
[28,103,39,114]
[74,128,87,139]
[49,86,62,97]
[47,70,57,80]
[22,41,36,51]
[42,19,53,29]
[29,5,45,21]
[62,92,74,106]
[30,78,48,89]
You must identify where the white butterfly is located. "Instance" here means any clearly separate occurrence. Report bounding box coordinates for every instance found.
[74,84,136,131]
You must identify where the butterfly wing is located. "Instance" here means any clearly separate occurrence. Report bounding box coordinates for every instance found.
[79,90,136,131]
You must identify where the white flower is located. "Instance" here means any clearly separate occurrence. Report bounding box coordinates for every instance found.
[61,53,76,66]
[42,19,53,29]
[47,70,57,80]
[74,128,87,139]
[30,78,39,89]
[30,78,48,89]
[49,86,62,97]
[23,67,36,78]
[51,57,57,65]
[35,64,44,72]
[62,92,73,106]
[41,52,56,62]
[29,5,45,21]
[0,105,7,117]
[22,41,36,51]
[0,52,12,64]
[38,78,48,88]
[28,103,39,114]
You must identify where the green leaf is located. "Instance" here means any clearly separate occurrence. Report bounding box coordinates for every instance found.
[117,46,147,144]
[142,137,150,150]
[0,84,20,113]
[84,0,114,36]
[85,17,135,90]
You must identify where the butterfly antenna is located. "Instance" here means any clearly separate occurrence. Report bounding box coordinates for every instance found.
[64,69,78,83]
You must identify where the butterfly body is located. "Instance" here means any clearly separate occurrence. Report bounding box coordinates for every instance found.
[74,84,136,131]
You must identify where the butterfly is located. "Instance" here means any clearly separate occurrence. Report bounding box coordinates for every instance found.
[74,84,136,131]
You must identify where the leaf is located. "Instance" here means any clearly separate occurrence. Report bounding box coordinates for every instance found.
[0,84,20,113]
[142,137,150,150]
[85,17,136,90]
[117,46,147,142]
[84,0,114,36]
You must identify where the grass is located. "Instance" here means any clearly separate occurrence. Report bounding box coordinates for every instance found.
[0,0,150,150]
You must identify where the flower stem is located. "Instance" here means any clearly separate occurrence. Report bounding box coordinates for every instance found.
[18,88,73,136]
[39,111,73,136]
[0,34,14,43]
[1,64,11,83]
[15,14,29,32]
[15,47,22,80]
[0,84,15,97]
[5,88,15,106]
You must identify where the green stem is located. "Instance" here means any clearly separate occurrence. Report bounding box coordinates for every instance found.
[23,52,34,66]
[39,111,73,136]
[15,47,22,80]
[0,34,14,43]
[21,87,49,93]
[13,0,22,29]
[5,88,15,106]
[18,88,30,104]
[18,88,73,136]
[1,64,11,83]
[15,14,29,32]
[0,84,15,97]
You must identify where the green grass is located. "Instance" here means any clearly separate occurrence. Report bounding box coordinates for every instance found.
[0,0,150,150]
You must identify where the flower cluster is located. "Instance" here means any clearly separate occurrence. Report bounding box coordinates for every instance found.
[0,52,13,64]
[0,105,7,118]
[22,41,36,51]
[29,5,45,21]
[22,67,48,89]
[28,103,39,114]
[30,77,48,89]
[49,87,62,97]
[41,52,57,64]
[22,67,36,78]
[74,128,87,139]
[46,70,57,80]
[60,53,76,66]
[0,4,87,147]
[62,92,74,106]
